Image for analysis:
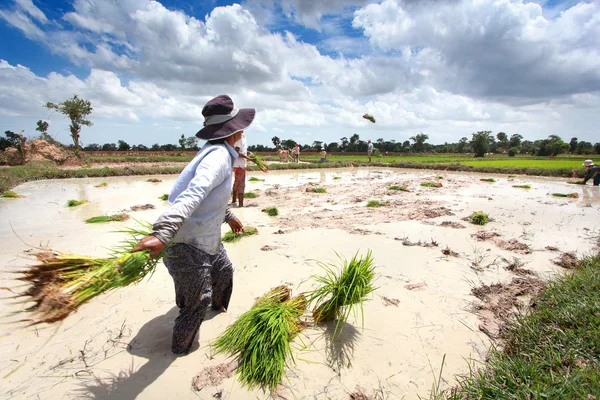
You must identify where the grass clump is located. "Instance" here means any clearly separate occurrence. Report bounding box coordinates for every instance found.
[388,185,408,191]
[244,192,258,199]
[366,200,385,208]
[94,182,108,188]
[314,188,327,193]
[66,199,89,207]
[480,178,496,182]
[447,253,600,399]
[512,184,531,189]
[85,213,130,224]
[1,190,24,198]
[12,221,162,325]
[212,286,306,390]
[262,207,279,216]
[222,226,259,243]
[469,211,489,225]
[308,251,376,337]
[421,181,443,188]
[159,193,169,201]
[553,193,579,198]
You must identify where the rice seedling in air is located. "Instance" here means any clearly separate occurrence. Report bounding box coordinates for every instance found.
[367,200,385,207]
[222,226,259,243]
[159,193,169,201]
[469,211,489,225]
[512,184,531,189]
[362,114,376,123]
[146,178,162,183]
[262,207,279,216]
[480,178,496,182]
[1,190,24,198]
[94,182,108,188]
[308,251,376,337]
[421,182,443,188]
[66,199,89,207]
[252,155,269,172]
[244,192,258,199]
[84,213,130,224]
[552,193,579,198]
[10,220,162,325]
[248,177,263,182]
[314,188,326,193]
[212,286,306,390]
[388,186,408,191]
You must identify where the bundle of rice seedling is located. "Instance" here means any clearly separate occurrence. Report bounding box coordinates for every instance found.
[84,213,130,224]
[222,226,259,243]
[66,199,89,207]
[469,211,489,225]
[262,207,279,216]
[552,193,579,198]
[366,200,385,207]
[308,251,376,336]
[333,176,341,180]
[1,190,24,198]
[248,177,263,182]
[314,188,326,193]
[362,114,376,123]
[213,287,306,390]
[388,186,408,191]
[146,178,162,183]
[421,182,443,188]
[252,155,269,172]
[94,182,108,188]
[244,192,258,199]
[567,180,585,185]
[159,193,169,201]
[11,221,161,325]
[480,178,496,182]
[512,184,531,189]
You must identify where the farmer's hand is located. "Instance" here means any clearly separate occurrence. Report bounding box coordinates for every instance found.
[228,218,244,235]
[132,235,165,258]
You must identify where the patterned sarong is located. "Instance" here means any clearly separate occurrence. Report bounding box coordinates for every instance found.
[233,167,246,194]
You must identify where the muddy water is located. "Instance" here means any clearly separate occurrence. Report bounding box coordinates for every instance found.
[0,168,598,400]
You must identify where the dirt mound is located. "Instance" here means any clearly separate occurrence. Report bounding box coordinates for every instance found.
[471,277,545,339]
[408,206,454,220]
[192,360,237,392]
[0,139,79,166]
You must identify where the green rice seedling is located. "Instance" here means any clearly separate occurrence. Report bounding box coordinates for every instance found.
[508,175,516,178]
[13,220,161,325]
[421,182,443,188]
[388,185,408,191]
[159,193,169,201]
[94,182,108,188]
[512,184,531,189]
[222,226,259,243]
[1,190,24,198]
[333,176,341,180]
[362,114,376,123]
[248,177,263,182]
[244,192,258,199]
[567,180,585,185]
[308,251,376,337]
[367,200,385,207]
[262,207,279,216]
[252,155,268,172]
[146,178,162,183]
[480,178,496,182]
[436,176,444,180]
[66,199,89,207]
[84,213,130,224]
[469,211,489,225]
[314,188,326,193]
[213,287,306,390]
[552,193,579,198]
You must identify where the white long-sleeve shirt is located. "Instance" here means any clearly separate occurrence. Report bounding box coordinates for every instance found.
[151,142,238,255]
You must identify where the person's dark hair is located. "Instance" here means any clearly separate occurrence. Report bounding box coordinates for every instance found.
[208,138,227,145]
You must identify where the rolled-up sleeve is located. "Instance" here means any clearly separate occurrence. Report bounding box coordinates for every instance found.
[152,151,229,244]
[223,207,237,223]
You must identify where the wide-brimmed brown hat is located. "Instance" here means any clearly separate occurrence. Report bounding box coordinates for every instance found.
[195,95,255,140]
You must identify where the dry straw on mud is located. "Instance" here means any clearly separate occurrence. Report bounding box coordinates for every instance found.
[212,286,306,390]
[222,226,258,243]
[308,251,376,337]
[10,221,161,325]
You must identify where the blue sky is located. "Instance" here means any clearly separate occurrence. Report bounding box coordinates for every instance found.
[1,0,599,147]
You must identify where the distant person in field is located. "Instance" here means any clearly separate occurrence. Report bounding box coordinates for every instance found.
[582,159,600,186]
[367,139,374,162]
[320,147,327,163]
[232,132,257,207]
[292,143,300,163]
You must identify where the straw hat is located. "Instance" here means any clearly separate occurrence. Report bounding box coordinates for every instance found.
[195,95,255,140]
[583,159,595,167]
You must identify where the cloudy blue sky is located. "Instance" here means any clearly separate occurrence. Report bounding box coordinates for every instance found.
[0,0,598,147]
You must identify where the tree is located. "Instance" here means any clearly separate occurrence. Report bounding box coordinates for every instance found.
[457,137,469,153]
[576,141,593,155]
[509,134,523,149]
[569,137,578,153]
[132,144,149,151]
[45,95,93,153]
[496,132,508,151]
[271,136,281,148]
[339,137,348,151]
[470,131,491,157]
[102,143,117,151]
[185,136,199,151]
[36,120,50,140]
[281,139,296,149]
[312,140,323,150]
[83,143,101,151]
[409,133,429,152]
[595,143,600,155]
[179,134,187,150]
[327,142,339,152]
[117,140,131,151]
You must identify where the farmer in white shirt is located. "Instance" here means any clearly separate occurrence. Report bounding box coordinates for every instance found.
[367,139,374,162]
[132,95,254,355]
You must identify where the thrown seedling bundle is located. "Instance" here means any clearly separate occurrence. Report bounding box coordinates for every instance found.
[10,221,161,325]
[212,285,307,390]
[252,155,269,172]
[362,114,376,123]
[222,226,259,243]
[308,251,376,337]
